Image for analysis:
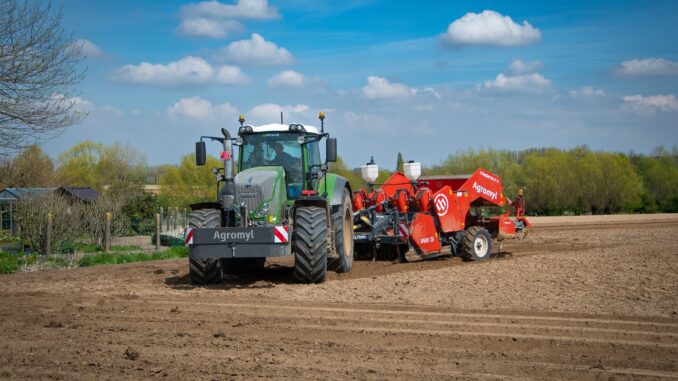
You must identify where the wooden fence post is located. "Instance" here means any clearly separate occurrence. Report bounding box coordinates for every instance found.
[45,213,52,256]
[155,213,161,250]
[104,212,111,253]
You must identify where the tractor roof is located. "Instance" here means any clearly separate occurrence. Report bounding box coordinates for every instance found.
[247,123,321,135]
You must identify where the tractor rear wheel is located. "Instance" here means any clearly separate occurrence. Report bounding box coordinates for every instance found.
[188,209,222,285]
[461,226,493,261]
[293,206,328,283]
[329,189,354,273]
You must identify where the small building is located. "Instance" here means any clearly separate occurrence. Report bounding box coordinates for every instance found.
[0,187,99,232]
[0,188,55,232]
[56,187,100,204]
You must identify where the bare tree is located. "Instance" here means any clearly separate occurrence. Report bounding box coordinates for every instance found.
[0,0,86,153]
[15,193,83,254]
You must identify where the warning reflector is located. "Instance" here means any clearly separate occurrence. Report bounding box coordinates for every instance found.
[273,226,289,243]
[184,228,193,245]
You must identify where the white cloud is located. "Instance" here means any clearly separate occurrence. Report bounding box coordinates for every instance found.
[267,70,323,88]
[74,39,103,58]
[49,93,91,114]
[481,73,551,92]
[440,10,541,47]
[622,94,678,113]
[51,94,121,117]
[111,56,249,86]
[168,96,238,120]
[215,33,293,66]
[179,0,279,39]
[181,0,279,20]
[617,58,678,76]
[247,103,311,123]
[570,86,605,98]
[509,59,543,75]
[112,56,214,85]
[421,88,441,99]
[177,17,243,38]
[215,65,250,84]
[359,77,442,100]
[268,70,305,88]
[362,76,417,99]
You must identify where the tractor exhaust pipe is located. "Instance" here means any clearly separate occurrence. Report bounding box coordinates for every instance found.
[221,128,236,208]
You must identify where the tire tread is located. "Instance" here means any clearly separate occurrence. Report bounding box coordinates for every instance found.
[293,207,328,283]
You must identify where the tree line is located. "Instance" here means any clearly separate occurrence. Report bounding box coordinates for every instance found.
[2,142,677,216]
[422,146,678,215]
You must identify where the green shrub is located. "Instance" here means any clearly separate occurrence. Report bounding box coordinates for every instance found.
[0,252,19,274]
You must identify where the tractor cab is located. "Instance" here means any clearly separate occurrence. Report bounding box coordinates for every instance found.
[237,124,322,200]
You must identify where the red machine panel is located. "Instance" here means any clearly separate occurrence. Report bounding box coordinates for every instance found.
[418,175,469,194]
[394,189,408,213]
[458,168,506,207]
[416,187,432,212]
[380,172,415,199]
[409,213,441,255]
[352,191,366,211]
[370,189,386,212]
[432,186,469,233]
[497,214,517,236]
[422,169,506,207]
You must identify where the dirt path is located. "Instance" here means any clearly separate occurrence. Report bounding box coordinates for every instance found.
[1,215,677,379]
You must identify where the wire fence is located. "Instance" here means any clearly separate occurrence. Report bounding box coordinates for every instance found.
[0,207,191,255]
[116,207,190,249]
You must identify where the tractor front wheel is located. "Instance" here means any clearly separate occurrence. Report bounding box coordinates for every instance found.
[188,209,223,285]
[293,206,328,283]
[461,226,493,261]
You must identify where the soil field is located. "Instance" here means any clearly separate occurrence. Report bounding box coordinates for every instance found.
[1,214,677,380]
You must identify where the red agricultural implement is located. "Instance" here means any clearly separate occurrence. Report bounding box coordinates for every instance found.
[352,160,530,262]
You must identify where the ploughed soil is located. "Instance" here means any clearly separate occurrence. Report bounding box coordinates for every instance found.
[0,214,677,380]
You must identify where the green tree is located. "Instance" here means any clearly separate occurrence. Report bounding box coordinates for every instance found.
[329,157,366,191]
[632,148,678,212]
[595,152,643,213]
[423,146,644,215]
[0,145,56,187]
[57,141,147,190]
[396,152,404,173]
[159,153,222,207]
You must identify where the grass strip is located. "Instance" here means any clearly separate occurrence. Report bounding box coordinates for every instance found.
[78,246,188,267]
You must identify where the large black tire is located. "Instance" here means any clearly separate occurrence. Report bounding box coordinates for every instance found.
[460,226,493,261]
[293,206,328,283]
[188,209,222,285]
[328,189,354,273]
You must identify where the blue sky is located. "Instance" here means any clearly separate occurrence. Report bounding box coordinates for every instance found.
[44,0,678,168]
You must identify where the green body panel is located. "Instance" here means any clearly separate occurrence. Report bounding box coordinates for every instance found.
[234,166,287,223]
[317,172,350,207]
[317,173,337,201]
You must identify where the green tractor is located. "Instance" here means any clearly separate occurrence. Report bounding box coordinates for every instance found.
[187,112,354,284]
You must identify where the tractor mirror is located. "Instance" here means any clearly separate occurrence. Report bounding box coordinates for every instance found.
[195,141,206,166]
[326,138,337,162]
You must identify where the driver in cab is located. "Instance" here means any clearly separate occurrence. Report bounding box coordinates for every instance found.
[272,142,296,167]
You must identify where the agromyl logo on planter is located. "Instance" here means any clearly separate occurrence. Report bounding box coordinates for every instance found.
[434,193,449,216]
[472,181,498,200]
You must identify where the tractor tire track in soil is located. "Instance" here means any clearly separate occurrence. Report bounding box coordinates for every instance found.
[0,214,677,379]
